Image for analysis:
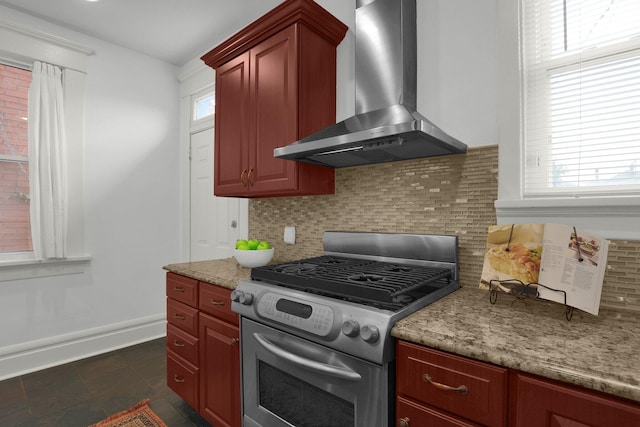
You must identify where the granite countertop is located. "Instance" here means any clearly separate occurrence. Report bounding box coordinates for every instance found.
[163,259,639,403]
[163,258,250,290]
[391,286,640,403]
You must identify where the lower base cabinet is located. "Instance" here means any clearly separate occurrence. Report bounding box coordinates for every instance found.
[166,273,241,427]
[396,340,640,427]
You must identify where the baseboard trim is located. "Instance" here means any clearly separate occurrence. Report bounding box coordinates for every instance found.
[0,314,166,380]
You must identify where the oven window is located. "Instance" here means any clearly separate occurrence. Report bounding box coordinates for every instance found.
[259,361,354,427]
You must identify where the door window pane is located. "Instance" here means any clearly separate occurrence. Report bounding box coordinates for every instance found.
[194,93,215,120]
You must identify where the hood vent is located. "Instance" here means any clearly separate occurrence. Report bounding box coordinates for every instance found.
[273,0,467,168]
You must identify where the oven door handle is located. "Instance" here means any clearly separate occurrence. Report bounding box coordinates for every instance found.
[253,333,362,381]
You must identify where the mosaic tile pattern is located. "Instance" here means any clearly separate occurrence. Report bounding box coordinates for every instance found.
[249,145,640,312]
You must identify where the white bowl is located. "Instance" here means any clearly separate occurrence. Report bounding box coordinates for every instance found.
[234,248,274,268]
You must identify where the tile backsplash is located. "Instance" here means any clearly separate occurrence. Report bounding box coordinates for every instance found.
[249,145,639,313]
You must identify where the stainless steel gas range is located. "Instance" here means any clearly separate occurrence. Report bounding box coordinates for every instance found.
[231,231,460,427]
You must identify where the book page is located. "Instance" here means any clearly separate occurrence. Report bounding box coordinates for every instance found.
[538,224,609,315]
[480,224,544,296]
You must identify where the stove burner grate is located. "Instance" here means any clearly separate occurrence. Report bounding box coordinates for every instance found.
[252,256,453,310]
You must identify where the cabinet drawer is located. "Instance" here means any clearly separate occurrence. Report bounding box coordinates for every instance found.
[397,341,508,427]
[166,273,198,307]
[512,372,640,427]
[167,353,199,410]
[397,395,481,427]
[199,283,238,326]
[167,298,198,335]
[167,323,198,366]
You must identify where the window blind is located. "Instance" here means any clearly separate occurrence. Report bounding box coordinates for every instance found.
[522,0,640,197]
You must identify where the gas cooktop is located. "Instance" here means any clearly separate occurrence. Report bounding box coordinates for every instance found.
[251,255,453,311]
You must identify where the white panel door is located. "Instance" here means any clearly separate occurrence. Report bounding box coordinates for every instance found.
[190,127,247,261]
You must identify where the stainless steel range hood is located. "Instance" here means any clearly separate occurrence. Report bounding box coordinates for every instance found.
[273,0,467,168]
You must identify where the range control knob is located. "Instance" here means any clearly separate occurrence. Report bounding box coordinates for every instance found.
[341,320,360,337]
[239,292,254,305]
[230,290,243,303]
[360,325,380,343]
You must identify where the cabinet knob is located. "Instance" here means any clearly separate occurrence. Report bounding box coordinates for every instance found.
[398,417,410,427]
[248,168,255,186]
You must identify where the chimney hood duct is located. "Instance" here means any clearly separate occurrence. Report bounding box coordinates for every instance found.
[274,0,467,168]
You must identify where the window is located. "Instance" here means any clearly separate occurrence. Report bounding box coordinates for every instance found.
[522,0,640,197]
[0,64,32,254]
[194,92,215,121]
[0,19,92,278]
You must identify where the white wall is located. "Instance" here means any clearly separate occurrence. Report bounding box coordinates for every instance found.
[0,6,181,379]
[311,0,498,148]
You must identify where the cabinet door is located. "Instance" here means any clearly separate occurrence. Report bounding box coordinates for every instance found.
[199,312,241,427]
[513,373,640,427]
[214,52,250,196]
[248,26,298,195]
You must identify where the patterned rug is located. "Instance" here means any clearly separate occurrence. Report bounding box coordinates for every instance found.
[89,399,167,427]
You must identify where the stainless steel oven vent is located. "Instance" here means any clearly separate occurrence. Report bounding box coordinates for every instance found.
[273,0,467,168]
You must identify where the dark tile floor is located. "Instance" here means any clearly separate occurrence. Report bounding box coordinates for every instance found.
[0,337,212,427]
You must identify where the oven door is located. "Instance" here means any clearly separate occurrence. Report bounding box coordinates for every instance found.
[241,318,390,427]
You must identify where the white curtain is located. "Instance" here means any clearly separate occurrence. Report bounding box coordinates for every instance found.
[28,61,68,259]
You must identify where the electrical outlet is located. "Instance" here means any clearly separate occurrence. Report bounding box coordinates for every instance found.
[284,226,296,244]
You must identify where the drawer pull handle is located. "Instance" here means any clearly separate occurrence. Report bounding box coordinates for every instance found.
[230,338,239,345]
[173,286,185,293]
[174,374,185,383]
[173,314,186,320]
[398,417,410,427]
[173,340,185,347]
[210,299,225,306]
[423,374,469,395]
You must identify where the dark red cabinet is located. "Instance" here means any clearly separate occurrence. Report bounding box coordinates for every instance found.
[202,0,347,198]
[396,340,640,427]
[166,274,241,427]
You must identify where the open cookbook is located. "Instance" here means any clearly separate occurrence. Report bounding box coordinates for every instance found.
[479,223,609,315]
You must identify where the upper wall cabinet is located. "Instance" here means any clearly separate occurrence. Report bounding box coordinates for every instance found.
[202,0,348,198]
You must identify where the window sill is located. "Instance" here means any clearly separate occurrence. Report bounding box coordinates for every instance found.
[495,197,640,240]
[0,256,92,282]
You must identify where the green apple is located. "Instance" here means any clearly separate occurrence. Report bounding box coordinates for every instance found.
[247,239,260,250]
[235,239,248,249]
[257,241,271,250]
[236,242,250,251]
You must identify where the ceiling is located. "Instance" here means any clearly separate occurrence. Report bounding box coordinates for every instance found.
[0,0,283,66]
